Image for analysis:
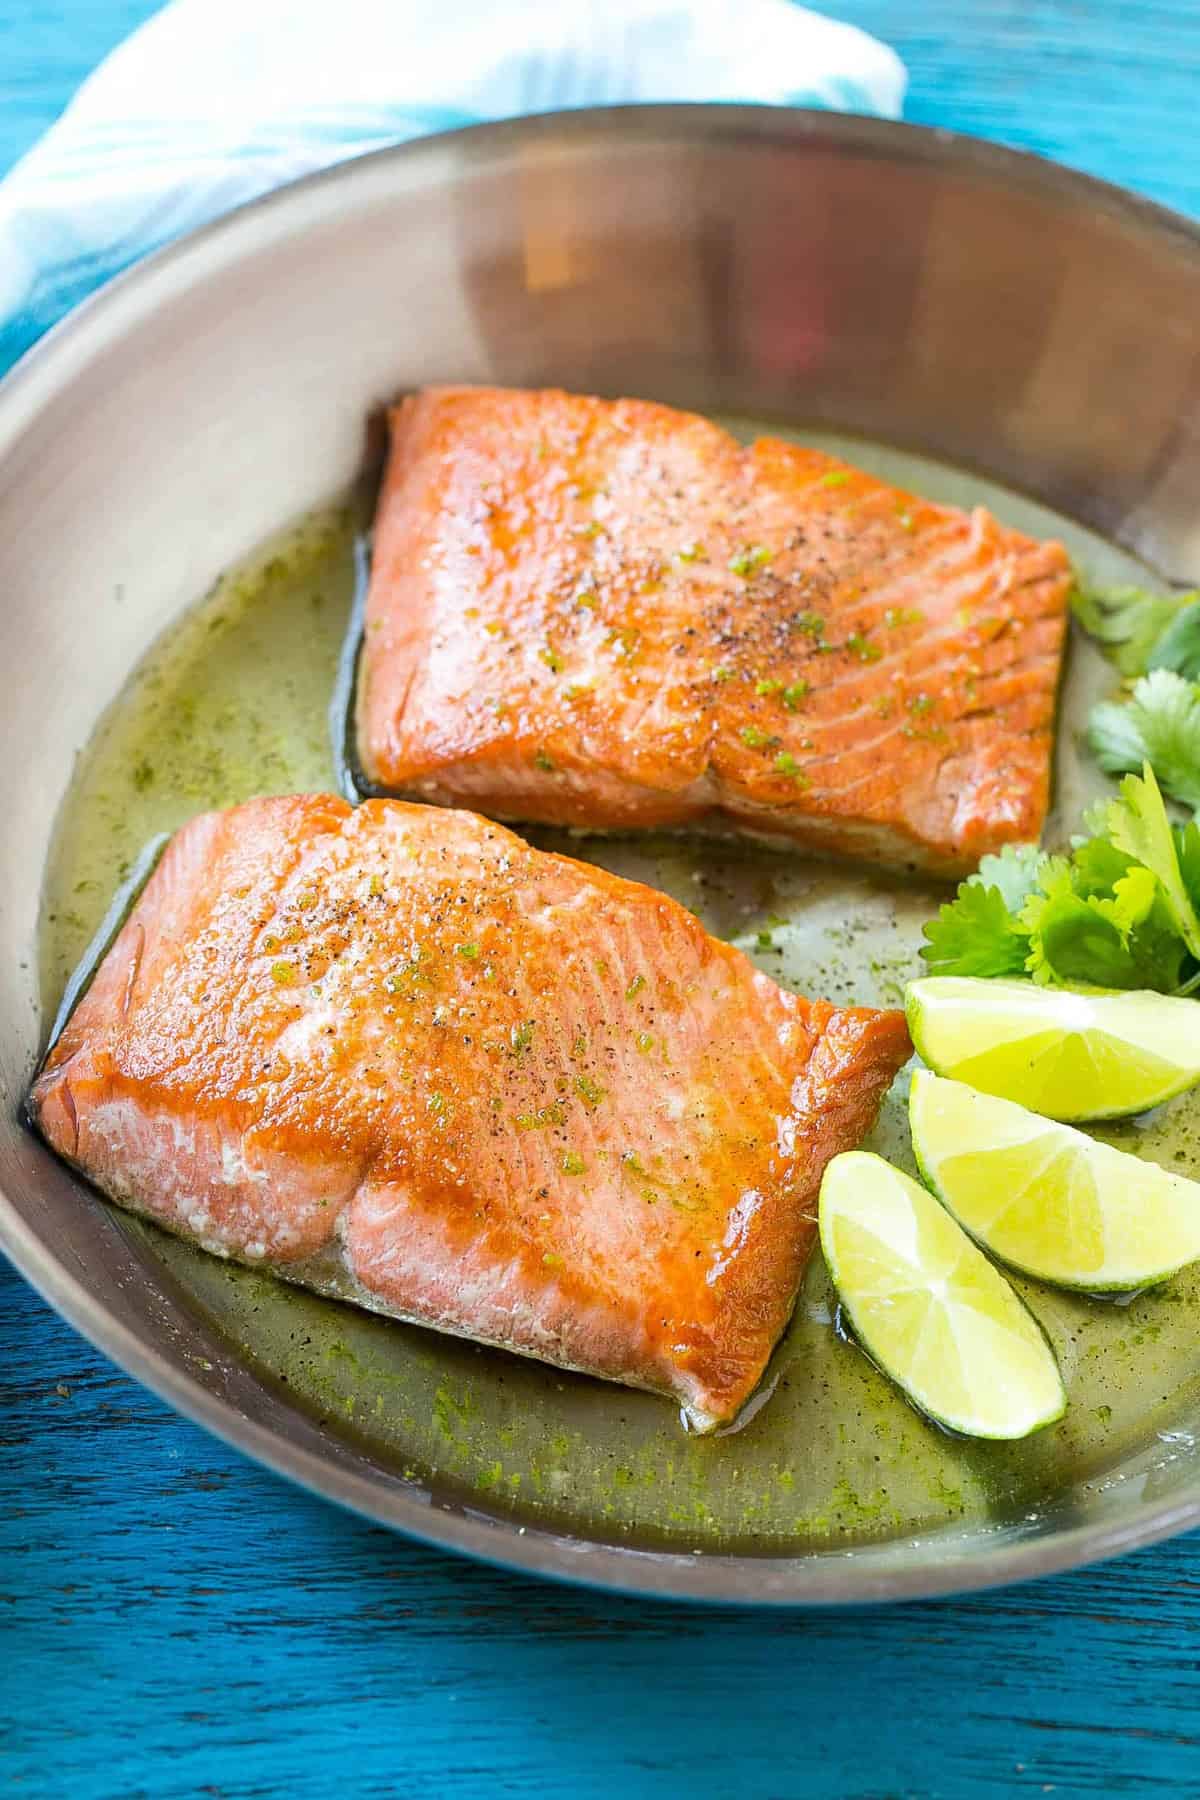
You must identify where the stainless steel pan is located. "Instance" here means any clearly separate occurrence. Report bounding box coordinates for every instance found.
[3,107,1200,1602]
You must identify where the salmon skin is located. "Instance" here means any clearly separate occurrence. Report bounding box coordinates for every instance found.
[29,794,910,1430]
[355,387,1072,875]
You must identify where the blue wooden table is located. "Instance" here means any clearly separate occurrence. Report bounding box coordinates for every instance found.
[4,5,1200,1795]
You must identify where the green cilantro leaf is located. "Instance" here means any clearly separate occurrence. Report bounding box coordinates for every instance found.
[918,763,1200,997]
[1124,880,1193,993]
[1068,833,1134,897]
[1102,764,1200,960]
[1072,582,1198,677]
[1103,865,1167,935]
[1096,867,1187,991]
[1175,821,1200,992]
[1148,598,1200,682]
[1022,890,1130,990]
[919,881,1029,978]
[967,843,1046,912]
[1090,670,1200,811]
[1021,861,1186,991]
[1176,819,1200,914]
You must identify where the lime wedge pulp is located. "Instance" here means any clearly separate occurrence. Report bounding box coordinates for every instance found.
[910,1070,1200,1292]
[906,977,1200,1122]
[819,1150,1066,1439]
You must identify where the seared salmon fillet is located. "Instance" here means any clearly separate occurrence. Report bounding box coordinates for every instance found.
[29,795,910,1428]
[356,387,1072,874]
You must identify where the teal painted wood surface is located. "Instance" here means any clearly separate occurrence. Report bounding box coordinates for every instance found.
[4,4,1200,1795]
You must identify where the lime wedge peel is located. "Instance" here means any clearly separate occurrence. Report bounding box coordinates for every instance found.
[906,976,1200,1123]
[819,1150,1066,1440]
[910,1070,1200,1293]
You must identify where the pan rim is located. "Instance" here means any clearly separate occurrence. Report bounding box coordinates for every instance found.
[4,102,1200,1604]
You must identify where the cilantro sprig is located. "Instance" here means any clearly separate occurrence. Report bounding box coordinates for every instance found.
[1089,670,1200,812]
[921,767,1200,994]
[1071,582,1198,679]
[1073,581,1200,811]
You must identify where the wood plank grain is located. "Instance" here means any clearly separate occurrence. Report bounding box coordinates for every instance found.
[5,1252,1200,1799]
[814,0,1200,217]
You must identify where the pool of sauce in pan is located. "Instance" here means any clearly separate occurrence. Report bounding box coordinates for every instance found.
[39,429,1200,1554]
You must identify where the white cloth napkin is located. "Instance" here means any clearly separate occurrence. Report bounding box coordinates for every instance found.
[0,0,904,370]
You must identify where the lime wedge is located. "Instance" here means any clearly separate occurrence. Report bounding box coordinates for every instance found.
[906,977,1200,1121]
[819,1150,1066,1439]
[910,1069,1200,1291]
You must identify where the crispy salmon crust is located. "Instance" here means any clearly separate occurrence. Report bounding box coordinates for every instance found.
[29,795,910,1428]
[356,387,1072,874]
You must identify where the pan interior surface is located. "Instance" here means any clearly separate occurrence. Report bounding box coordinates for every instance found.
[37,425,1200,1560]
[6,110,1200,1598]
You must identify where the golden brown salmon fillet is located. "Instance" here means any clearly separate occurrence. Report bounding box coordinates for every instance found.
[356,387,1072,875]
[29,795,910,1429]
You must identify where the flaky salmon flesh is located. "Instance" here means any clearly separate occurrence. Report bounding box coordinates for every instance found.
[356,388,1072,875]
[30,796,910,1428]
